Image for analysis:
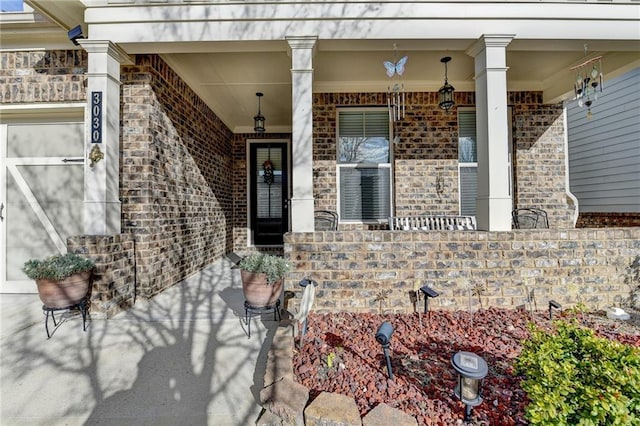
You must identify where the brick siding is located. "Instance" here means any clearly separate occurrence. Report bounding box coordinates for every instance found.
[0,50,87,103]
[119,54,234,301]
[2,50,635,319]
[577,212,640,228]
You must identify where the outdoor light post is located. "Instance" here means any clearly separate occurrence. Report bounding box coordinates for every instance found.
[375,321,394,380]
[451,351,488,423]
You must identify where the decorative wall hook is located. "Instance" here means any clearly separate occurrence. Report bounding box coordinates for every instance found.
[436,172,444,195]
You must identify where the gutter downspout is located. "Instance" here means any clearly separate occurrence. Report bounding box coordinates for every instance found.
[563,104,580,227]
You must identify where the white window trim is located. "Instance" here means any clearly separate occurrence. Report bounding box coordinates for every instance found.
[336,107,393,224]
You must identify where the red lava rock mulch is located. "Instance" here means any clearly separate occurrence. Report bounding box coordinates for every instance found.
[293,308,640,425]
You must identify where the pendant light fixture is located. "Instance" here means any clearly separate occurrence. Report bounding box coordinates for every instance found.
[438,56,455,113]
[254,92,265,133]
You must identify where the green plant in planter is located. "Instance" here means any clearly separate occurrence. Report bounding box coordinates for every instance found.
[238,253,291,285]
[23,253,95,281]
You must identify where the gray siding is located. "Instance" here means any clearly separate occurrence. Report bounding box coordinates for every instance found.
[567,67,640,213]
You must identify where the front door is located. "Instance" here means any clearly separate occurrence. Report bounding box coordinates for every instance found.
[249,142,289,246]
[1,114,85,293]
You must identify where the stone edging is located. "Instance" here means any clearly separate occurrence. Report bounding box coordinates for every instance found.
[257,319,418,426]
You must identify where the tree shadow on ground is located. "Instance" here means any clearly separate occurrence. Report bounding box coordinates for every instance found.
[0,259,279,426]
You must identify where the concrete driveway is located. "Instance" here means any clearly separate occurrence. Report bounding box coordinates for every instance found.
[1,258,278,426]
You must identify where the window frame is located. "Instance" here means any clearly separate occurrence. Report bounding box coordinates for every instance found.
[336,107,393,224]
[458,107,478,216]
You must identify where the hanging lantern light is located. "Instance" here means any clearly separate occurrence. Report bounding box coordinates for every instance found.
[254,92,265,133]
[438,56,455,113]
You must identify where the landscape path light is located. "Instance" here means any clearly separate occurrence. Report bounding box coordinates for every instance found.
[451,351,488,423]
[296,278,317,347]
[420,285,439,313]
[375,321,394,379]
[549,299,562,320]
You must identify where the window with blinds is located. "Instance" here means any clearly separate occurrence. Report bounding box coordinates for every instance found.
[458,109,477,216]
[337,109,391,222]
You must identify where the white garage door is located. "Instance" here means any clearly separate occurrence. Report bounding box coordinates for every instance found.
[1,107,85,293]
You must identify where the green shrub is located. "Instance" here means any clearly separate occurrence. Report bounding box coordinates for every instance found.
[516,321,640,425]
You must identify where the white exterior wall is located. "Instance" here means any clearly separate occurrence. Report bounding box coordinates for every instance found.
[567,67,640,213]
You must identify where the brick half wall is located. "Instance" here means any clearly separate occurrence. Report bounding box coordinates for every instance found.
[68,235,136,318]
[284,228,640,314]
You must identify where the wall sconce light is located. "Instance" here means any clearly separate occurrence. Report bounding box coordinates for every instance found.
[420,285,439,313]
[438,56,455,113]
[375,321,394,379]
[451,351,488,423]
[254,92,265,133]
[67,25,85,46]
[549,300,562,320]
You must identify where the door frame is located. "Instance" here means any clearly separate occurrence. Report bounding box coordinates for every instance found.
[246,139,291,247]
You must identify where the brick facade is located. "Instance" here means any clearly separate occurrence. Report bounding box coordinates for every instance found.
[577,212,640,228]
[0,50,87,103]
[1,51,237,316]
[2,50,635,318]
[118,54,234,300]
[313,91,575,229]
[284,228,640,313]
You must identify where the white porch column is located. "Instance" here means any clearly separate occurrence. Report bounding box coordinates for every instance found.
[466,35,514,231]
[78,40,132,235]
[287,36,317,232]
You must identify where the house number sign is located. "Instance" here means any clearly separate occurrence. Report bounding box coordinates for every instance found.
[91,91,103,144]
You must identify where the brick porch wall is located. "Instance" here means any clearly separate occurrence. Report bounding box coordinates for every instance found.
[284,228,640,314]
[68,235,136,318]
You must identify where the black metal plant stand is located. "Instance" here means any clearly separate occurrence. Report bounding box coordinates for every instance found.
[244,299,280,338]
[42,299,89,339]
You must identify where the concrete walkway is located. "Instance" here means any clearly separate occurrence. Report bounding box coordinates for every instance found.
[1,258,279,426]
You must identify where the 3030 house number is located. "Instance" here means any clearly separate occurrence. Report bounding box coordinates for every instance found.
[91,91,102,144]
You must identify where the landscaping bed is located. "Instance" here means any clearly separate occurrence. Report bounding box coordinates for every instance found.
[293,308,640,425]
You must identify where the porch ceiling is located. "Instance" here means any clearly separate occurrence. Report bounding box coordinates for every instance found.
[18,0,640,134]
[160,39,639,133]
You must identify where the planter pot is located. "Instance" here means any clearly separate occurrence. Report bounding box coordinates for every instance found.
[241,270,283,308]
[35,271,92,309]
